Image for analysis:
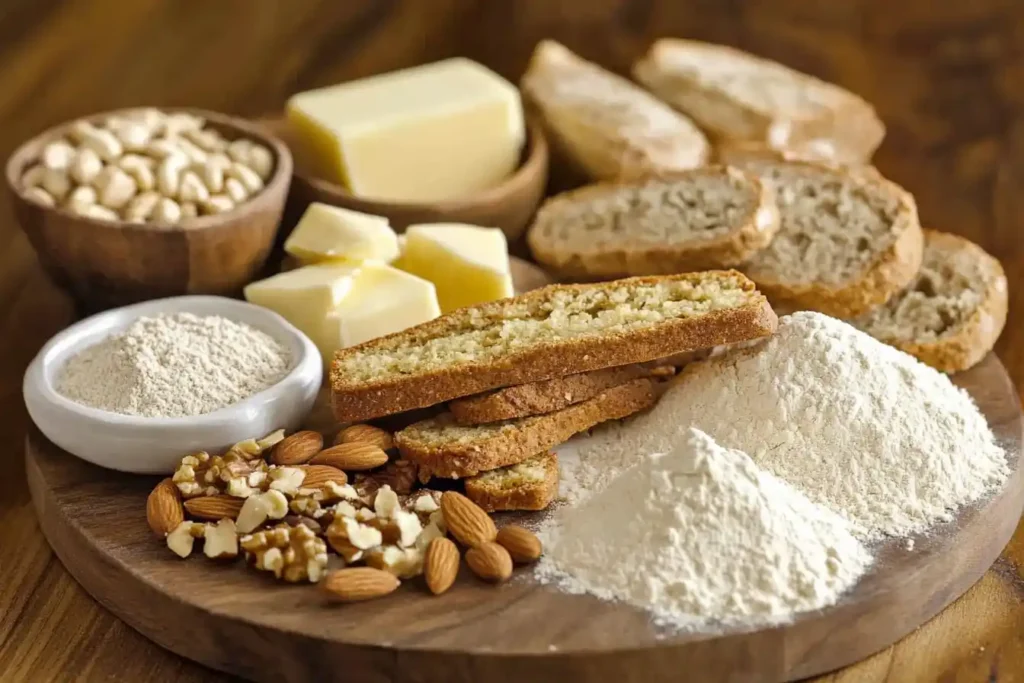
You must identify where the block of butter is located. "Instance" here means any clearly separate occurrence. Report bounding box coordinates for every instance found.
[394,223,514,313]
[286,58,525,202]
[284,203,399,264]
[244,262,440,363]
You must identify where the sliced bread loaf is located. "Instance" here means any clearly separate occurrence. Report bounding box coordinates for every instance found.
[852,230,1007,372]
[633,39,884,164]
[465,452,559,512]
[330,271,777,422]
[731,159,923,318]
[520,40,709,181]
[526,167,780,279]
[396,378,657,481]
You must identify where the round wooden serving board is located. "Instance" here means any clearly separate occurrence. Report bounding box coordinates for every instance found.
[24,283,1024,682]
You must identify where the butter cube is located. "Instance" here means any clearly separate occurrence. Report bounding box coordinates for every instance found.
[243,263,361,332]
[284,203,398,264]
[287,58,525,202]
[394,223,514,313]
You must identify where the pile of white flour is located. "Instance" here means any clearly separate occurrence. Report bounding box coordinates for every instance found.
[538,429,871,626]
[559,312,1008,538]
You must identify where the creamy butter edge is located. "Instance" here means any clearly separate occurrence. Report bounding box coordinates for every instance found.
[284,203,399,264]
[393,223,514,314]
[287,58,525,202]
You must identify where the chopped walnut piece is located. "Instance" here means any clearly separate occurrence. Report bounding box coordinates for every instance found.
[166,521,205,558]
[267,466,306,495]
[374,485,401,519]
[240,523,328,583]
[414,521,445,551]
[327,516,383,564]
[409,490,441,514]
[236,490,289,534]
[203,519,239,559]
[365,545,424,579]
[172,449,269,499]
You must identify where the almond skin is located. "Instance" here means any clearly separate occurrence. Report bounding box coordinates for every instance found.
[311,442,389,472]
[335,423,394,451]
[323,567,401,602]
[441,491,496,548]
[424,537,459,595]
[465,542,513,583]
[146,478,184,537]
[271,430,323,466]
[496,525,543,563]
[183,494,245,521]
[298,464,348,489]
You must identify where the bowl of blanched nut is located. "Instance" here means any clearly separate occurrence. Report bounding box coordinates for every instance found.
[5,107,293,309]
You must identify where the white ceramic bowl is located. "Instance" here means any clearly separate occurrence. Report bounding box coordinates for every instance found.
[24,295,322,474]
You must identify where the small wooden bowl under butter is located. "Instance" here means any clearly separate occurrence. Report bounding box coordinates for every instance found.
[258,115,548,244]
[6,107,293,310]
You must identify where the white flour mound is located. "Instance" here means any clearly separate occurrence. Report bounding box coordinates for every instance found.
[561,312,1008,538]
[538,428,871,626]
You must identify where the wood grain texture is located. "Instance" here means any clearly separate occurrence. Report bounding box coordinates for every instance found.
[1,1,1024,681]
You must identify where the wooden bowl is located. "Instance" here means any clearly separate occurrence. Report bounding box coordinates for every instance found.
[258,115,548,244]
[6,108,293,310]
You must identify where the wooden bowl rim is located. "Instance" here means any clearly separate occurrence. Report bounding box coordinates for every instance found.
[4,106,294,234]
[279,114,549,213]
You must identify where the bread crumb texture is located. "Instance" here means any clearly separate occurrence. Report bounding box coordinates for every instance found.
[471,452,552,491]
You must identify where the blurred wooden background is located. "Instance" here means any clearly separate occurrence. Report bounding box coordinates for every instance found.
[2,1,1024,681]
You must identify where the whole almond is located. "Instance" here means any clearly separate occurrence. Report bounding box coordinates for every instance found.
[424,537,459,595]
[183,494,245,521]
[335,423,394,451]
[298,464,348,489]
[146,478,184,537]
[271,430,323,465]
[465,542,513,583]
[496,525,543,563]
[311,442,388,472]
[440,491,496,548]
[323,567,401,602]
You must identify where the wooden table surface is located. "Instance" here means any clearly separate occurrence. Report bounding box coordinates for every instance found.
[2,2,1024,681]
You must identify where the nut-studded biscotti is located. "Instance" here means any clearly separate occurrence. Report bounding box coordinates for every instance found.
[396,378,658,481]
[852,230,1007,372]
[330,271,777,422]
[449,363,670,425]
[465,452,559,512]
[732,159,923,318]
[526,167,780,279]
[633,38,884,164]
[520,40,709,181]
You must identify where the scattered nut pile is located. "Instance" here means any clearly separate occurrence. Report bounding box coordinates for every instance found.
[20,108,274,225]
[146,423,542,602]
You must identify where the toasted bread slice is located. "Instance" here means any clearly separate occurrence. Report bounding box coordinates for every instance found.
[449,363,671,425]
[330,271,777,422]
[465,452,559,512]
[731,159,923,318]
[633,38,884,164]
[396,378,658,481]
[526,167,780,279]
[852,230,1007,372]
[520,40,709,182]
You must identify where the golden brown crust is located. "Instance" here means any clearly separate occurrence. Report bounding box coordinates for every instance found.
[449,363,662,425]
[464,452,559,512]
[396,379,658,481]
[526,168,780,280]
[330,272,778,423]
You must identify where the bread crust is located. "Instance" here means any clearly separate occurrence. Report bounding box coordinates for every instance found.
[464,452,559,512]
[526,167,780,279]
[330,272,778,423]
[449,363,664,425]
[862,230,1008,372]
[396,378,658,481]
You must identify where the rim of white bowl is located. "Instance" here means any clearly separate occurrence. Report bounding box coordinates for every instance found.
[23,295,322,429]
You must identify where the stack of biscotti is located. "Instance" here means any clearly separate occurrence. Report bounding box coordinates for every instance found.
[331,271,778,510]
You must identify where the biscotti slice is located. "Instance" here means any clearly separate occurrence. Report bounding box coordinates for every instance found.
[520,40,709,181]
[330,271,777,422]
[396,378,658,481]
[465,452,559,512]
[450,363,668,425]
[526,167,780,279]
[633,39,885,164]
[852,230,1007,372]
[732,159,923,318]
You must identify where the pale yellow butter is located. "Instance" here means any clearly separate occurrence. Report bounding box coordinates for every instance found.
[394,223,513,313]
[284,203,398,264]
[243,263,361,332]
[286,58,525,202]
